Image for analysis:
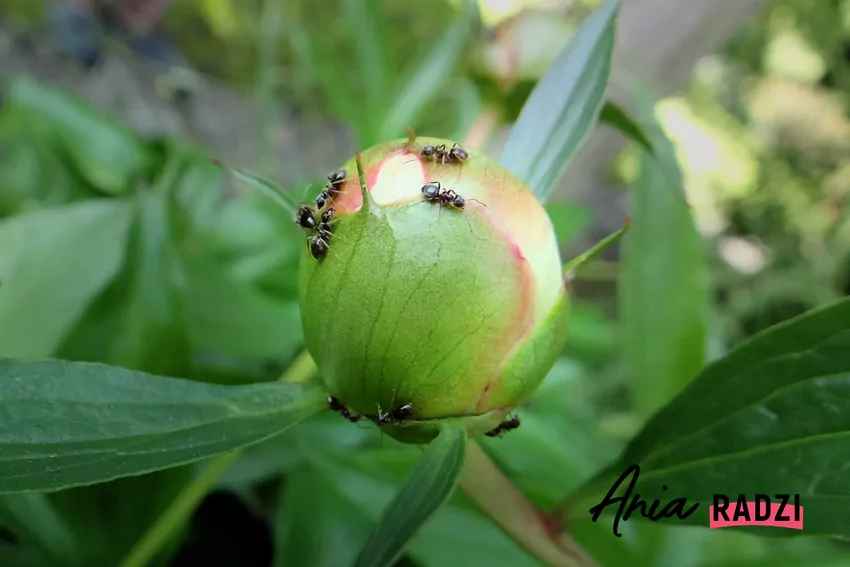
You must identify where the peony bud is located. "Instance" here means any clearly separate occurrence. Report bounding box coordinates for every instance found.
[298,137,570,444]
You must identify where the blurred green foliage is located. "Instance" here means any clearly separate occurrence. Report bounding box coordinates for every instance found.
[1,0,850,566]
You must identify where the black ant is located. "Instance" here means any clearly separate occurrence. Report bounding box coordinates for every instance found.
[308,235,329,260]
[328,168,347,188]
[296,205,317,230]
[304,208,337,260]
[314,169,347,209]
[376,403,414,425]
[420,182,485,210]
[446,143,468,163]
[316,208,335,239]
[419,142,468,165]
[484,414,520,437]
[327,395,361,423]
[315,189,332,210]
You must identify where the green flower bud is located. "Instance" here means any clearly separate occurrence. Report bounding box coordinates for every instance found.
[298,138,570,443]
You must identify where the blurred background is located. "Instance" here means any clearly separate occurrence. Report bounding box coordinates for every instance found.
[1,0,850,566]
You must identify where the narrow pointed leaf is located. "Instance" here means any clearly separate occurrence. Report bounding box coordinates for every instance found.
[577,297,850,536]
[299,444,540,567]
[217,162,298,215]
[499,0,619,202]
[598,101,653,152]
[620,91,708,419]
[563,221,630,278]
[355,424,467,567]
[0,357,327,493]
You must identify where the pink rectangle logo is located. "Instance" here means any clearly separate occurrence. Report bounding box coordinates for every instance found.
[709,496,803,530]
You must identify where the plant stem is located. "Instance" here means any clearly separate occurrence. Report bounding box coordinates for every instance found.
[119,451,240,567]
[459,441,598,567]
[282,349,318,383]
[118,351,317,567]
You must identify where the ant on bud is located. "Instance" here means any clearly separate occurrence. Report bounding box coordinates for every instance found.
[300,207,336,261]
[484,414,520,437]
[308,235,329,260]
[327,169,347,190]
[316,208,335,240]
[296,205,317,230]
[419,142,468,165]
[447,143,468,163]
[376,402,414,425]
[420,182,486,210]
[327,395,362,423]
[315,169,347,209]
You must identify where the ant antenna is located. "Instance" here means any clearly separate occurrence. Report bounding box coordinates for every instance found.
[466,198,487,208]
[300,182,315,201]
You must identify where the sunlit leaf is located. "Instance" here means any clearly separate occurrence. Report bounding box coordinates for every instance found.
[620,91,708,418]
[499,0,619,202]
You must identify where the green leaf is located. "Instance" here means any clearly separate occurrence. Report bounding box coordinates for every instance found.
[563,221,630,278]
[0,132,77,216]
[344,0,390,143]
[499,0,619,203]
[217,163,298,216]
[181,256,303,361]
[275,469,374,567]
[285,24,361,140]
[378,0,479,140]
[0,544,44,567]
[50,468,193,567]
[172,150,225,235]
[0,494,79,565]
[620,92,708,419]
[598,100,654,152]
[117,161,192,375]
[5,78,153,195]
[302,444,539,567]
[0,200,134,358]
[355,425,467,567]
[0,357,327,493]
[59,157,192,377]
[577,296,850,536]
